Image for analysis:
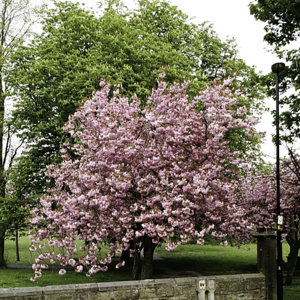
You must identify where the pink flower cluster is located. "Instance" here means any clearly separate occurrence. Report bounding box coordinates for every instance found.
[239,151,300,237]
[29,78,258,280]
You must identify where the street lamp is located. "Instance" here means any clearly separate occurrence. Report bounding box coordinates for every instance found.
[271,62,285,300]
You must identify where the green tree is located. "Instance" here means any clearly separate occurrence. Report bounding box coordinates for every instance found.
[250,0,300,285]
[249,0,300,47]
[8,0,265,241]
[250,0,300,143]
[7,2,104,230]
[0,0,36,268]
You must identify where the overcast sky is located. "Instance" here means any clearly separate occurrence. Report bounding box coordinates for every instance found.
[31,0,290,161]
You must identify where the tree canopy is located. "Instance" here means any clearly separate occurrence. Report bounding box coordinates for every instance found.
[250,0,300,144]
[8,0,265,208]
[29,78,258,281]
[249,0,300,47]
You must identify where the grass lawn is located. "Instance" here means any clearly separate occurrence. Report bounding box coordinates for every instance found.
[284,277,300,299]
[1,235,299,300]
[155,242,260,276]
[0,268,132,289]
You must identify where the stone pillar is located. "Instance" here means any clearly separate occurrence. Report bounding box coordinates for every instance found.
[254,232,277,300]
[196,279,215,300]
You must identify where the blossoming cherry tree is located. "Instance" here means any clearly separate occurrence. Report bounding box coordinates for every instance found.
[29,78,257,280]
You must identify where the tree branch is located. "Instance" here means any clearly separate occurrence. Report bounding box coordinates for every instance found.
[8,138,24,169]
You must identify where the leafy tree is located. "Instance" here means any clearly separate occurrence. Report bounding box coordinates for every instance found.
[249,0,300,47]
[250,0,300,285]
[0,0,36,268]
[8,0,265,203]
[250,0,300,143]
[7,1,102,229]
[29,78,257,281]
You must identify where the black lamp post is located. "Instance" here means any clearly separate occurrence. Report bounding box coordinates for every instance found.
[271,62,285,300]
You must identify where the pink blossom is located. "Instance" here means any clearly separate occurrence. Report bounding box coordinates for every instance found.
[75,265,83,273]
[29,245,37,252]
[29,78,260,279]
[58,269,66,276]
[68,259,76,267]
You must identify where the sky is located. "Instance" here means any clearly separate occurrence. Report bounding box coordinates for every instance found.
[29,0,291,161]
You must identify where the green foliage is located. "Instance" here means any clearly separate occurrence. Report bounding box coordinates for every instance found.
[0,196,28,234]
[5,151,45,237]
[0,0,39,267]
[250,0,300,144]
[8,0,265,220]
[278,49,300,143]
[249,0,300,47]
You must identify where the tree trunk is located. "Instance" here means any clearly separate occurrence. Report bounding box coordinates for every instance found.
[140,235,156,280]
[121,240,134,267]
[132,236,156,280]
[0,80,5,268]
[0,175,6,268]
[16,229,20,262]
[285,241,299,285]
[132,250,142,280]
[0,233,6,268]
[0,161,6,268]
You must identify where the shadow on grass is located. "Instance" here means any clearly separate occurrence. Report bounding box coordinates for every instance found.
[284,276,300,300]
[153,257,257,278]
[153,243,258,277]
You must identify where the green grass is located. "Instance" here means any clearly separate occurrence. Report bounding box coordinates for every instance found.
[4,236,110,266]
[2,235,131,288]
[155,243,259,276]
[1,235,299,300]
[5,235,33,265]
[0,268,131,289]
[4,236,263,276]
[284,277,300,299]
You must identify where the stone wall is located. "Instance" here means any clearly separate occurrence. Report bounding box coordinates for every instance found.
[0,273,265,300]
